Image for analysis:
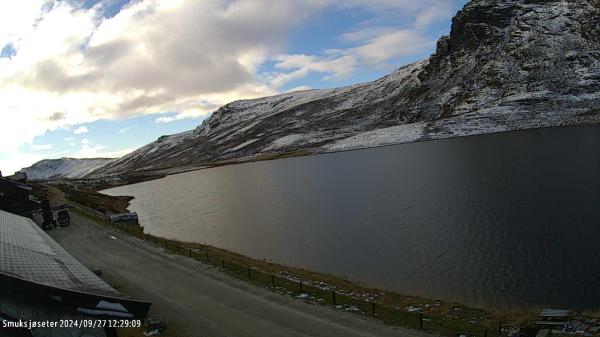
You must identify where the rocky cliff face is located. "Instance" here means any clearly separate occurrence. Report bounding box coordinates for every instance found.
[420,0,600,119]
[92,0,600,177]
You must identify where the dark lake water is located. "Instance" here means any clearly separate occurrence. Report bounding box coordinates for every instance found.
[102,125,600,310]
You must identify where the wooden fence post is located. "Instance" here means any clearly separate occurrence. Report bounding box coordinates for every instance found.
[332,291,336,305]
[372,302,376,317]
[419,313,424,329]
[271,275,275,290]
[205,252,209,263]
[299,281,303,293]
[247,268,251,280]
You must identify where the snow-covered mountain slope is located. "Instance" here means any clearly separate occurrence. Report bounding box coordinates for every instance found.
[22,158,116,180]
[92,0,600,177]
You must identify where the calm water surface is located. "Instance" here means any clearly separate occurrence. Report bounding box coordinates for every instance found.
[102,125,600,310]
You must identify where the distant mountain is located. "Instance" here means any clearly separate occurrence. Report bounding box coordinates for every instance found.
[91,0,600,177]
[22,158,116,180]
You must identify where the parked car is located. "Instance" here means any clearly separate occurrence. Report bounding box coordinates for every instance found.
[108,212,138,225]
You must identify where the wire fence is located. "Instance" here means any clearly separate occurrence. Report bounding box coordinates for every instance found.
[70,205,511,337]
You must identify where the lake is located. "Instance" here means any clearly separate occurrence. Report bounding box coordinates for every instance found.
[102,125,600,310]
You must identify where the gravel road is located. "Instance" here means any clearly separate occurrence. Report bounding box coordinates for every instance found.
[49,213,436,337]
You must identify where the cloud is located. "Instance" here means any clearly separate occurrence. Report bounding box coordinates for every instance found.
[0,150,68,176]
[269,54,356,87]
[352,30,433,63]
[286,85,313,93]
[119,127,130,133]
[154,101,222,123]
[30,144,53,151]
[74,144,134,159]
[155,116,175,124]
[414,4,456,28]
[76,144,107,157]
[269,29,433,86]
[74,126,89,134]
[0,2,44,48]
[47,111,66,122]
[73,137,133,158]
[268,1,455,86]
[334,0,454,18]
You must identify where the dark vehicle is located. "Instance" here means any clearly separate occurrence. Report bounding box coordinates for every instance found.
[41,199,55,229]
[56,209,70,227]
[108,212,138,225]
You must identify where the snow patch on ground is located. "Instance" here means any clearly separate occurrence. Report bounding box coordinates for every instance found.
[406,306,421,313]
[22,158,116,180]
[237,120,261,134]
[323,122,426,152]
[264,134,307,151]
[226,139,260,153]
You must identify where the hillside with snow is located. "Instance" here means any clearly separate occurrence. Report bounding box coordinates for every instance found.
[22,158,116,180]
[92,0,600,177]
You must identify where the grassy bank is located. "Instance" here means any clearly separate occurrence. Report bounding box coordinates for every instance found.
[32,181,132,214]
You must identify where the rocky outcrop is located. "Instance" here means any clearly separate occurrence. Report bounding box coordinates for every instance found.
[91,0,600,177]
[418,0,600,119]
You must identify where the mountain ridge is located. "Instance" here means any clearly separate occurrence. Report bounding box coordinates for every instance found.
[22,158,116,180]
[89,0,600,177]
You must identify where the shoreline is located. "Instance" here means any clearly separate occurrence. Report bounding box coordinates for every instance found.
[62,192,537,336]
[37,122,600,199]
[88,120,600,182]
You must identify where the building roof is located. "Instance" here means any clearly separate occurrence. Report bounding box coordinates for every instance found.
[5,171,27,182]
[0,210,118,296]
[0,176,32,191]
[0,210,151,319]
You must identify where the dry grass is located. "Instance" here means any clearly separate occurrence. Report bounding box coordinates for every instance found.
[66,187,131,214]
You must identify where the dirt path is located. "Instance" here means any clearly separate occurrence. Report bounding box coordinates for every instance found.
[48,213,438,337]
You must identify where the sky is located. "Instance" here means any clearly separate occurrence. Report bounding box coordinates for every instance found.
[0,0,468,175]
